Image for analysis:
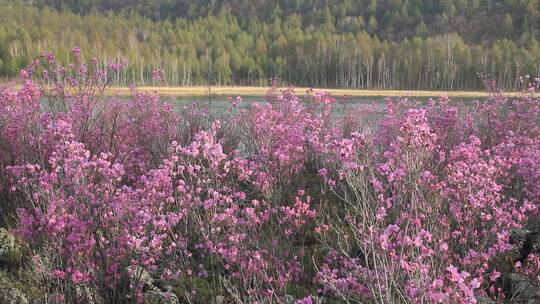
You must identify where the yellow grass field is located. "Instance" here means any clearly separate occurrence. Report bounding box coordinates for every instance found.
[7,84,532,98]
[105,86,500,98]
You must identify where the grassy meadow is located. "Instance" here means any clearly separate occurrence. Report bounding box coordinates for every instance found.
[106,86,499,98]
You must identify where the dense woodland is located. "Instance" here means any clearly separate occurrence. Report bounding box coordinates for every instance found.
[1,0,540,89]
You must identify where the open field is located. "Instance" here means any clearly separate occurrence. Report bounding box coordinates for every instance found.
[5,84,533,98]
[106,86,502,98]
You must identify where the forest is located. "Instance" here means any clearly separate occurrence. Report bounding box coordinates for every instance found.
[0,0,540,89]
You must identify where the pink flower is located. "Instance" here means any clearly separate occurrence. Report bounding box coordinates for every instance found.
[52,270,65,279]
[70,271,87,284]
[71,46,81,57]
[296,296,313,304]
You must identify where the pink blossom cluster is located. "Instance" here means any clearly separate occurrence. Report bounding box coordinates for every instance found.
[1,50,540,303]
[313,93,540,303]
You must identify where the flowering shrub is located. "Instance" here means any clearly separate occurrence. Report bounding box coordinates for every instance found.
[10,119,182,302]
[1,50,540,303]
[0,48,178,221]
[241,88,334,196]
[313,93,540,303]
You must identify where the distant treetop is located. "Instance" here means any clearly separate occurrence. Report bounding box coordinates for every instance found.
[26,0,540,43]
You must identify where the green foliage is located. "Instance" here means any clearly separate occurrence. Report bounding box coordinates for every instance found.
[0,270,37,304]
[173,276,216,303]
[27,0,540,42]
[1,0,540,89]
[0,228,21,267]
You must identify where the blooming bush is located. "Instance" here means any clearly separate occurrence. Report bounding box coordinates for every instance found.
[1,50,540,303]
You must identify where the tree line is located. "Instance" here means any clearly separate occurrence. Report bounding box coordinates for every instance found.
[1,1,540,90]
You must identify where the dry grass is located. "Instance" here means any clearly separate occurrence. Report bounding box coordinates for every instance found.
[104,86,523,98]
[5,83,530,98]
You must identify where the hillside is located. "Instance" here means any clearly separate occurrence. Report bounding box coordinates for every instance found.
[29,0,540,43]
[0,0,539,90]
